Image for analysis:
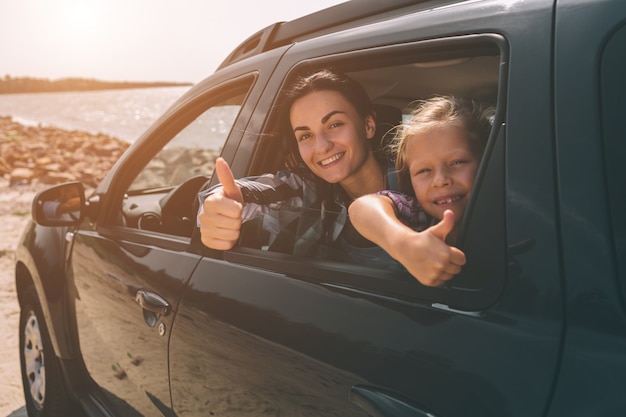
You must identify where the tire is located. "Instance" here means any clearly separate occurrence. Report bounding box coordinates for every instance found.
[19,286,71,417]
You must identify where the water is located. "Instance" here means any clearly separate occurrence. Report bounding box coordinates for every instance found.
[0,86,192,143]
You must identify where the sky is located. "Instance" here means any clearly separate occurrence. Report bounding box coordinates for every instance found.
[0,0,346,84]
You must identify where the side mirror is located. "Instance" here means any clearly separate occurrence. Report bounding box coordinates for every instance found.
[32,182,85,226]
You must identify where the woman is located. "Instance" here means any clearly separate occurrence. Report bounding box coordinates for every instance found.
[197,69,462,285]
[199,69,383,249]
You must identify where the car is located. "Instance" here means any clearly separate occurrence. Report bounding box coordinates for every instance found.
[14,0,626,416]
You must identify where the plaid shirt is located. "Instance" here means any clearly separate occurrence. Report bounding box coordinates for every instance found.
[197,165,417,258]
[198,170,347,256]
[376,190,430,231]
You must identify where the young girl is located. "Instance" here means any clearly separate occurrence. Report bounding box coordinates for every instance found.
[349,95,494,286]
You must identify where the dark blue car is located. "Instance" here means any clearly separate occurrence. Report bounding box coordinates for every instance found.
[15,0,626,416]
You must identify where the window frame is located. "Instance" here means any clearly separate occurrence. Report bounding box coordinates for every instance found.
[599,23,626,307]
[96,73,258,245]
[220,34,509,310]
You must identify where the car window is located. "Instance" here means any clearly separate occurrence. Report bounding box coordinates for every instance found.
[128,104,240,192]
[600,24,626,300]
[230,35,507,309]
[119,77,254,238]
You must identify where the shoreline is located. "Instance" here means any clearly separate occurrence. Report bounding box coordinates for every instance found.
[0,85,191,143]
[0,76,192,95]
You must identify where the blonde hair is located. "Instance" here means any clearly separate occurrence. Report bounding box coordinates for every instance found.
[393,95,494,194]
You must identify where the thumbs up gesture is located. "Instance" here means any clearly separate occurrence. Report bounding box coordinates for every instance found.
[349,195,467,287]
[372,210,465,287]
[216,157,243,203]
[398,210,466,286]
[198,158,244,250]
[429,209,456,243]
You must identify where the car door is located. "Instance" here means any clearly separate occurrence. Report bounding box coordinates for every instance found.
[170,2,565,416]
[546,0,626,414]
[69,73,258,416]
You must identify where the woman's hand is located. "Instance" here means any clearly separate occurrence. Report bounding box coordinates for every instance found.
[198,158,244,250]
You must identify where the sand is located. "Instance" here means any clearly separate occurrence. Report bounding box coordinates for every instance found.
[0,180,42,416]
[0,115,127,416]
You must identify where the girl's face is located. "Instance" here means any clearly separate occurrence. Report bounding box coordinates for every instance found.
[405,125,480,224]
[290,90,377,192]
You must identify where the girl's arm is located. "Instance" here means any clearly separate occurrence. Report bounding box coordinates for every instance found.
[348,194,466,287]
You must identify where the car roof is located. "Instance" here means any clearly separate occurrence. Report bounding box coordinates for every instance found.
[217,0,466,70]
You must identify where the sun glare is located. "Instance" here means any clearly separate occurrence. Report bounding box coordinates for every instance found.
[64,3,98,32]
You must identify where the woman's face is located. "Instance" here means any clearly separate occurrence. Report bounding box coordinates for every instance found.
[290,90,376,187]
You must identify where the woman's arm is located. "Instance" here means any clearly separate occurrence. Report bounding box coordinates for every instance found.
[348,194,466,286]
[197,158,306,250]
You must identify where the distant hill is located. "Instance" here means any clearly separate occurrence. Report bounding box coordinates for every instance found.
[0,76,193,94]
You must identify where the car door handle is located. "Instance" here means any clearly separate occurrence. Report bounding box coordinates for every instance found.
[135,290,171,316]
[349,384,439,417]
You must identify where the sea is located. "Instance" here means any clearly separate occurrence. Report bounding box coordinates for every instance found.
[0,86,192,143]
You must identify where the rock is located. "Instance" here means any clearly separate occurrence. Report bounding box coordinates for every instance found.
[9,168,35,185]
[1,116,129,187]
[40,171,77,185]
[0,156,11,174]
[35,156,53,165]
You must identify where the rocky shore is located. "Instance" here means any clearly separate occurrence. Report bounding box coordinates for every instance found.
[0,116,130,416]
[0,114,130,217]
[0,115,129,188]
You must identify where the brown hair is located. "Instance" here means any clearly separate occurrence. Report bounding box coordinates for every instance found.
[279,68,375,176]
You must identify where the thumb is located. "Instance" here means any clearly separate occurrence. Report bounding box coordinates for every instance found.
[430,209,455,242]
[215,157,243,203]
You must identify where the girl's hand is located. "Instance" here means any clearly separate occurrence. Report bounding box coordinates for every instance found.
[394,210,466,287]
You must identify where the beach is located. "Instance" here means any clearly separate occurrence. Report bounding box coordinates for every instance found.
[0,181,40,416]
[0,116,128,416]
